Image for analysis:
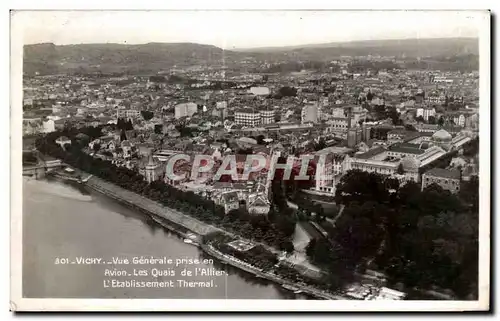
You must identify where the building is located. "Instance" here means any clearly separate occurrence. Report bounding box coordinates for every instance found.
[144,154,163,183]
[387,129,409,145]
[314,157,346,194]
[55,136,72,149]
[174,102,198,119]
[347,127,363,148]
[345,143,448,184]
[301,102,321,124]
[42,119,56,133]
[426,93,446,104]
[23,118,43,135]
[249,86,270,96]
[351,106,368,124]
[328,117,349,131]
[216,101,228,109]
[247,194,271,215]
[259,109,275,125]
[116,109,141,120]
[314,147,352,195]
[415,124,439,133]
[362,125,372,142]
[235,108,261,127]
[216,191,240,214]
[121,140,133,158]
[431,129,453,151]
[416,107,436,121]
[445,111,479,128]
[421,168,461,193]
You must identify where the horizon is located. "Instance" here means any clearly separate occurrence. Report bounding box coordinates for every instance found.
[24,35,479,51]
[16,11,482,49]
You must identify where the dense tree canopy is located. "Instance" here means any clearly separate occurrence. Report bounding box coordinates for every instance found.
[317,169,478,299]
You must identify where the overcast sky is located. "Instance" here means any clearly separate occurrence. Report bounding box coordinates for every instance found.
[16,10,482,49]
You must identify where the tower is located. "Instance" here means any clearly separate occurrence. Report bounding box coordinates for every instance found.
[145,153,160,183]
[345,106,353,129]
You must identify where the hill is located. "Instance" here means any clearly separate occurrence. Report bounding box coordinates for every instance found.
[23,42,238,75]
[23,38,479,75]
[238,38,479,58]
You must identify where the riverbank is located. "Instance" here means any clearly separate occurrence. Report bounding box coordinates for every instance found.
[78,175,346,300]
[85,175,220,238]
[201,243,345,300]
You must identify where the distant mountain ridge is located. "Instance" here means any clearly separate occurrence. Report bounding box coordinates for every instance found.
[23,42,235,75]
[237,38,479,57]
[23,38,479,75]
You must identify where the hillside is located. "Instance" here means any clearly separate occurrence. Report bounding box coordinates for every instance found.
[23,38,479,75]
[238,38,479,58]
[23,42,238,75]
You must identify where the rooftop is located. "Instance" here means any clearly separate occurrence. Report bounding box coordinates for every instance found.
[389,143,426,155]
[424,168,461,180]
[355,146,386,160]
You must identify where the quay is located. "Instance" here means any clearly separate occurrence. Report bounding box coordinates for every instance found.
[40,162,348,300]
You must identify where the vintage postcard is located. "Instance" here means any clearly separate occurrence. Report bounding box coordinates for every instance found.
[10,10,490,311]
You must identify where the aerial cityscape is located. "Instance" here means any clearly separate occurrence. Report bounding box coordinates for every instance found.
[18,11,484,306]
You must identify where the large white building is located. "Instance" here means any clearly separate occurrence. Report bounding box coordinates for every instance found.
[259,109,275,125]
[416,107,436,121]
[301,103,321,124]
[42,119,55,133]
[235,108,261,127]
[174,102,198,119]
[313,147,353,195]
[344,143,449,184]
[249,86,270,96]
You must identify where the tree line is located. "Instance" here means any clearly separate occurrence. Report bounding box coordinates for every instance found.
[304,169,479,299]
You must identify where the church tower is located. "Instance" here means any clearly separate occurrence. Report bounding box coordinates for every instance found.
[145,153,159,183]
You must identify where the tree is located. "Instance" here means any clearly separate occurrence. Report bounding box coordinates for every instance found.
[438,116,445,126]
[396,163,405,175]
[278,86,297,97]
[255,135,266,145]
[280,240,294,253]
[120,129,127,142]
[126,119,134,130]
[154,124,163,134]
[463,138,479,157]
[314,137,326,151]
[335,170,389,205]
[92,143,101,153]
[141,110,154,121]
[459,175,479,211]
[388,107,401,125]
[274,215,296,237]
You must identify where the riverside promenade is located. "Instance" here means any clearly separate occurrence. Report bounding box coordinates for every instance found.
[82,174,348,300]
[86,176,220,236]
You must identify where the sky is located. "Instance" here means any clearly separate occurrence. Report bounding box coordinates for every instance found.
[15,10,483,49]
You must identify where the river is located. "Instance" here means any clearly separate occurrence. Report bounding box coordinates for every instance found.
[22,177,311,299]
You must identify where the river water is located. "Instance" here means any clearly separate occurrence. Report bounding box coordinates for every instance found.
[22,177,310,299]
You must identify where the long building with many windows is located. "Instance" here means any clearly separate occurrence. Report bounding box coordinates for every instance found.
[235,108,261,127]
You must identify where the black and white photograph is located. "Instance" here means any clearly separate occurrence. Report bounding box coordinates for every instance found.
[10,9,490,311]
